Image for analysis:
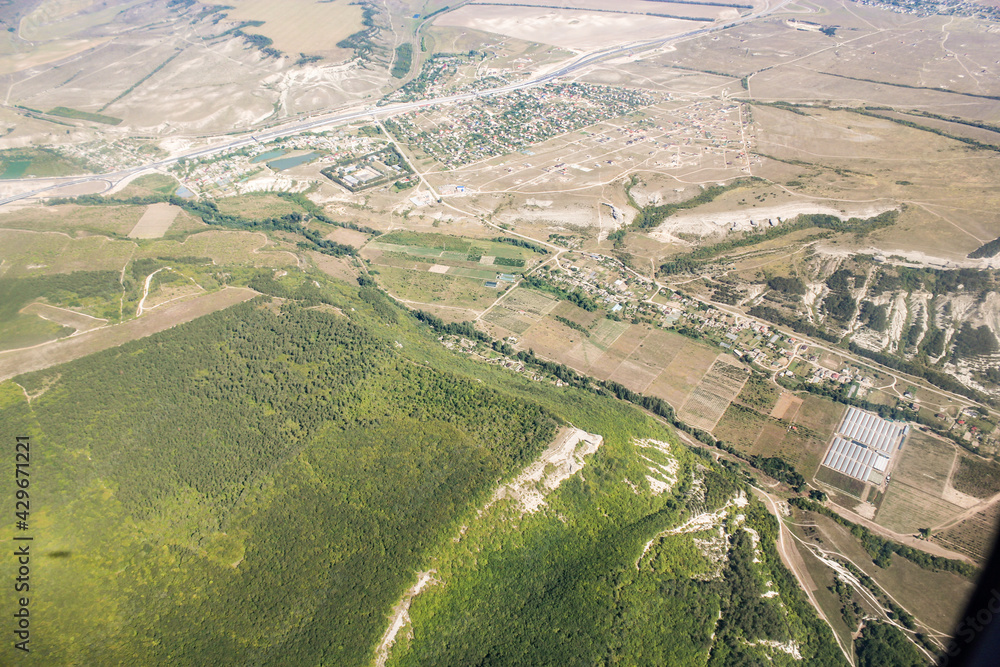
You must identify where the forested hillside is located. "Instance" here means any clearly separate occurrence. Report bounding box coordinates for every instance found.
[1,274,847,665]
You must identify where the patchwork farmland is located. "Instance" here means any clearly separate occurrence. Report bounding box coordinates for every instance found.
[363,231,548,308]
[676,357,748,432]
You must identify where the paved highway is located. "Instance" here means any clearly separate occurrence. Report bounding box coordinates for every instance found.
[0,1,787,206]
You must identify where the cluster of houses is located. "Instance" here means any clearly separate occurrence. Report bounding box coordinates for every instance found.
[385,83,659,168]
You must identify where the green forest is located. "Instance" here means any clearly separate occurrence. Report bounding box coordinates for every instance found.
[0,272,850,665]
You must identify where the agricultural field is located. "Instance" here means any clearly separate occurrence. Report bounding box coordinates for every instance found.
[889,431,956,499]
[365,231,547,309]
[642,335,721,408]
[128,203,181,239]
[868,431,991,535]
[814,466,867,500]
[483,288,561,335]
[373,266,502,310]
[676,357,748,431]
[493,297,720,407]
[933,503,1000,564]
[877,483,964,535]
[715,388,843,484]
[47,106,122,125]
[215,194,307,220]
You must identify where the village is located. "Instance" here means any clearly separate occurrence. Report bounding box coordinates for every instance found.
[384,82,661,169]
[482,246,1000,454]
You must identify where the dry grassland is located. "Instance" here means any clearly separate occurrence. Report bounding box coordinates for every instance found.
[216,194,305,220]
[324,228,370,247]
[307,251,358,284]
[20,302,105,333]
[139,231,297,267]
[0,229,134,275]
[437,5,698,51]
[20,0,143,42]
[0,287,256,382]
[713,403,768,452]
[375,266,499,310]
[469,0,727,20]
[753,106,1000,260]
[224,0,363,55]
[804,511,974,632]
[0,204,143,237]
[0,36,110,76]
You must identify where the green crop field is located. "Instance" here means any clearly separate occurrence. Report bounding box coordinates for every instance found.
[0,148,88,178]
[814,465,866,499]
[47,106,123,125]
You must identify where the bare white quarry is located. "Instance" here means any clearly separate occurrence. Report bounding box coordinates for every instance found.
[634,438,679,496]
[637,490,748,568]
[486,427,603,516]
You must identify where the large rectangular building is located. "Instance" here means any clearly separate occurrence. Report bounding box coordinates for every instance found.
[819,408,906,483]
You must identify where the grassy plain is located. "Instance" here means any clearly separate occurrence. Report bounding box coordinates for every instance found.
[374,266,500,309]
[215,193,306,220]
[796,510,974,633]
[113,174,179,199]
[139,230,296,267]
[0,148,88,178]
[0,229,134,275]
[0,203,143,237]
